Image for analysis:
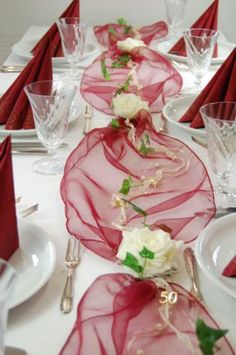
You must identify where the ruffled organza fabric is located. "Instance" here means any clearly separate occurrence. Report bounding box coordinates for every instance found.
[59,273,234,355]
[61,112,215,261]
[80,47,182,115]
[94,21,168,49]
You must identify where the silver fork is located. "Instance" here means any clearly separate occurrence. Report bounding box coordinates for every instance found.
[83,105,93,135]
[20,203,39,218]
[60,238,81,313]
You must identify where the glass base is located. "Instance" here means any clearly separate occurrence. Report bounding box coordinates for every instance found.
[32,156,65,175]
[59,71,82,82]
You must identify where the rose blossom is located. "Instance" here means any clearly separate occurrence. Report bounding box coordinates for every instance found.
[117,37,146,52]
[117,227,183,277]
[112,93,149,120]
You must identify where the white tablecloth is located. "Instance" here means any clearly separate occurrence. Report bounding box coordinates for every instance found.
[1,27,235,355]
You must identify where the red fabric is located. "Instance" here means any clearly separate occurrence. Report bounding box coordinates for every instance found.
[223,255,236,277]
[169,0,219,57]
[179,47,236,128]
[32,0,80,57]
[61,112,215,262]
[0,40,53,130]
[94,21,168,49]
[0,137,19,261]
[80,46,182,114]
[59,273,234,355]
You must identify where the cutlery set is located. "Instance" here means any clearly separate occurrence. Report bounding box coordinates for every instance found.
[83,104,94,135]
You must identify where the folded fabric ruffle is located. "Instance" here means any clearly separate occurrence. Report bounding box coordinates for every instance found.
[80,46,182,114]
[94,21,168,49]
[59,273,234,355]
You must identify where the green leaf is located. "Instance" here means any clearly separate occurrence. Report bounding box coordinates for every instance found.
[112,55,131,69]
[117,17,127,25]
[101,59,111,81]
[139,247,155,260]
[122,199,147,217]
[119,176,132,195]
[115,75,132,95]
[196,318,228,355]
[122,252,143,274]
[112,61,124,68]
[111,119,120,128]
[124,25,132,34]
[139,134,155,155]
[108,26,117,36]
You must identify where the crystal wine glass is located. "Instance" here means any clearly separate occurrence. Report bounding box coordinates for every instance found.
[24,80,77,175]
[57,17,88,81]
[0,259,16,354]
[164,0,187,41]
[183,28,218,93]
[200,102,236,207]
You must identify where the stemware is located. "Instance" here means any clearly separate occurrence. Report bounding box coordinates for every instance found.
[200,102,236,207]
[183,28,218,93]
[57,17,88,81]
[164,0,187,40]
[0,259,16,354]
[24,80,77,175]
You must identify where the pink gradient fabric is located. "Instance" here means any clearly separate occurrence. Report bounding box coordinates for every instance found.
[169,0,219,58]
[94,21,168,49]
[59,273,234,355]
[61,112,215,262]
[80,47,182,115]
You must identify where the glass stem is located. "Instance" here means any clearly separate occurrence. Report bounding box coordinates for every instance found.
[48,148,57,159]
[194,76,202,89]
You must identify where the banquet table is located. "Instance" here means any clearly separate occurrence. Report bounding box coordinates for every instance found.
[1,26,236,355]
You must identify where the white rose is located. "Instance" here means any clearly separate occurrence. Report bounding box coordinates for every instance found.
[117,227,183,277]
[117,37,146,52]
[112,93,149,120]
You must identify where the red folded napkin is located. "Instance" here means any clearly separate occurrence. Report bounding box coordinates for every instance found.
[32,0,80,57]
[0,136,19,261]
[179,47,236,128]
[169,0,219,57]
[0,39,52,130]
[222,255,236,277]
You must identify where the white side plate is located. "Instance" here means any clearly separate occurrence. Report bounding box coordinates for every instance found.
[11,39,98,67]
[9,219,56,308]
[195,213,236,298]
[162,95,206,137]
[155,40,235,64]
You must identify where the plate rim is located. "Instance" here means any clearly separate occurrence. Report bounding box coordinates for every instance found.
[162,94,206,137]
[9,218,56,308]
[155,40,235,64]
[11,38,98,64]
[195,213,236,298]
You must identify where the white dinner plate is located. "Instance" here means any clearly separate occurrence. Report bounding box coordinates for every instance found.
[8,218,56,308]
[155,40,235,64]
[162,95,206,138]
[11,39,98,67]
[195,213,236,298]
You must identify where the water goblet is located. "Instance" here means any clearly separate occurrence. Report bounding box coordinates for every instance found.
[200,102,236,207]
[57,17,88,81]
[183,28,218,93]
[24,80,77,175]
[164,0,187,41]
[0,259,16,354]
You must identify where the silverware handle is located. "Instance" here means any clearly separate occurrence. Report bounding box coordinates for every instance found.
[83,117,91,135]
[184,247,202,300]
[60,269,73,313]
